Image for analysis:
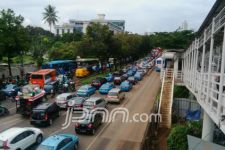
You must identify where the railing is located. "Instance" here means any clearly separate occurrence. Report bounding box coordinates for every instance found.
[158,70,166,116]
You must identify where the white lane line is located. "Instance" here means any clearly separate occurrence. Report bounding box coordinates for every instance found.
[86,122,111,150]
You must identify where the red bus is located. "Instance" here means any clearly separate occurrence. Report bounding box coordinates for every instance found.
[30,69,56,88]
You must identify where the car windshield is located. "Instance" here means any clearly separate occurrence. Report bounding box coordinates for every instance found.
[32,111,45,119]
[72,97,84,104]
[36,145,54,150]
[114,77,120,80]
[44,85,52,89]
[108,92,118,96]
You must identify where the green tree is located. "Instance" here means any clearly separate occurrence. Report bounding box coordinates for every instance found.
[43,5,58,32]
[49,41,78,60]
[168,121,202,150]
[31,35,50,68]
[0,9,30,76]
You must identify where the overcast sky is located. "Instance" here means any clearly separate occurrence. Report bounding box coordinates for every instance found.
[0,0,216,34]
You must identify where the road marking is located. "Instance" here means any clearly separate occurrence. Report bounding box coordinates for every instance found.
[86,122,111,150]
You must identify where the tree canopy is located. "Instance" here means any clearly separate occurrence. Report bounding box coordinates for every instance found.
[0,9,30,76]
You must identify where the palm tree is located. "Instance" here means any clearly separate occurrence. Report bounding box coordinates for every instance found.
[43,5,58,32]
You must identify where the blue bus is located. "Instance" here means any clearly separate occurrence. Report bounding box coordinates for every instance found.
[42,60,77,75]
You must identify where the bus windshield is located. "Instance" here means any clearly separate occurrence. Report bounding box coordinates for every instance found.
[31,74,43,79]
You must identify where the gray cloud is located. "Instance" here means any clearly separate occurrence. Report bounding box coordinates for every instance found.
[0,0,216,34]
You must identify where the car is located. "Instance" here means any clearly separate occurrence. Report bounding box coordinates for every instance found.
[114,76,126,85]
[0,127,43,150]
[122,74,129,80]
[99,83,114,94]
[106,88,125,103]
[104,73,114,82]
[120,81,132,92]
[83,97,107,110]
[121,68,128,74]
[127,70,135,76]
[128,76,138,85]
[37,134,79,150]
[77,85,96,97]
[75,113,102,135]
[68,97,88,110]
[44,80,59,95]
[134,72,143,81]
[75,67,90,78]
[30,102,60,126]
[0,106,9,116]
[1,84,20,97]
[113,71,123,77]
[55,93,76,108]
[137,69,147,76]
[91,77,107,89]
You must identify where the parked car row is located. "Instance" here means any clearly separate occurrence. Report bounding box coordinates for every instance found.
[0,127,79,150]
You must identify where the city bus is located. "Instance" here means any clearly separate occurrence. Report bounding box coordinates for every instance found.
[30,69,56,88]
[42,60,77,75]
[155,57,163,72]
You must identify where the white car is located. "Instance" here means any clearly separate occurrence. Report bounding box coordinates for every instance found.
[56,93,76,108]
[0,127,43,150]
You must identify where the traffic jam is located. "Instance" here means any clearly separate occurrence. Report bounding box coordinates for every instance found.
[0,49,161,150]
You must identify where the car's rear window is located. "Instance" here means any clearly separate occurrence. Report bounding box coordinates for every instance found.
[84,101,94,106]
[108,92,118,96]
[36,145,54,150]
[32,111,45,119]
[74,98,85,104]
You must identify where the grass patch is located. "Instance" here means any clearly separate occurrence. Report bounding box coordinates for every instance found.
[79,72,110,85]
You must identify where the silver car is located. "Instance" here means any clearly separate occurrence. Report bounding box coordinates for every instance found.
[83,97,107,110]
[55,93,76,108]
[106,88,125,103]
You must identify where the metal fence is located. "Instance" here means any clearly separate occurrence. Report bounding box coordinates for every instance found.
[172,98,202,119]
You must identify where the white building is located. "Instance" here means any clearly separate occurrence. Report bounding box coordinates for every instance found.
[176,20,189,31]
[54,14,125,35]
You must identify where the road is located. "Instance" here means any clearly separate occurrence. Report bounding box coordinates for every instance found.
[0,71,160,150]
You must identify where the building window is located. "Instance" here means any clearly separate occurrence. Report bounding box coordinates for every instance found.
[56,29,59,35]
[62,29,64,34]
[67,29,70,33]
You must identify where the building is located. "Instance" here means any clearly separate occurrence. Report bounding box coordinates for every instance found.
[176,20,189,31]
[54,14,125,35]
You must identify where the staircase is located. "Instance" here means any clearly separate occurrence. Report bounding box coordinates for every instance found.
[158,69,174,128]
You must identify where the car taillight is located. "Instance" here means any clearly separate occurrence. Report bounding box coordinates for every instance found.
[3,140,10,149]
[75,123,80,128]
[87,123,93,128]
[76,104,83,108]
[45,114,48,120]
